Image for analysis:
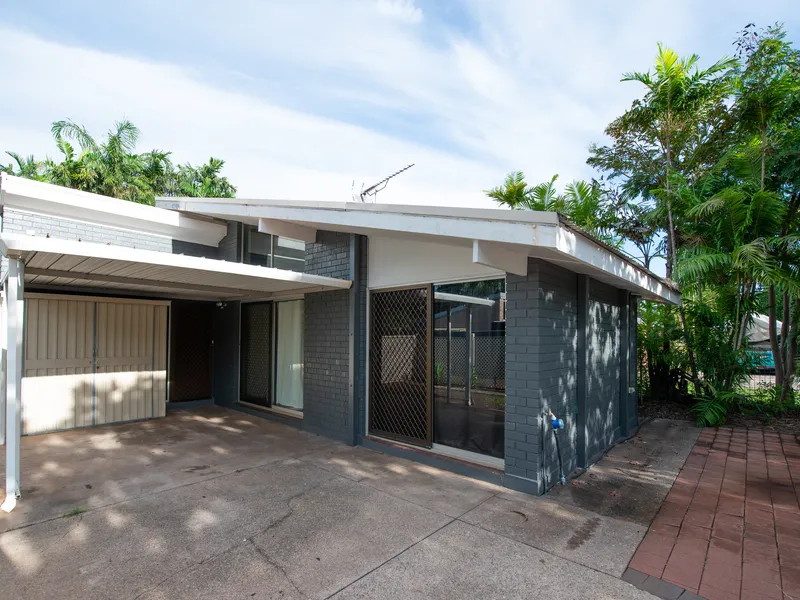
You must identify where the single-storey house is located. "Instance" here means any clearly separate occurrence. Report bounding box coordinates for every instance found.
[0,173,679,512]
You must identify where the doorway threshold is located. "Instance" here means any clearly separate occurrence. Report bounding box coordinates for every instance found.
[361,435,504,487]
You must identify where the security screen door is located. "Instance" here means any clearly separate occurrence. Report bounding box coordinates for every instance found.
[368,286,433,446]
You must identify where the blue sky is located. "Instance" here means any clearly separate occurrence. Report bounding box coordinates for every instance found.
[1,0,798,208]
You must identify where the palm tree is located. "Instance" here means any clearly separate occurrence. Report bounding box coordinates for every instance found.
[622,45,737,393]
[484,171,532,208]
[622,44,737,277]
[174,157,236,198]
[1,152,46,180]
[51,118,149,202]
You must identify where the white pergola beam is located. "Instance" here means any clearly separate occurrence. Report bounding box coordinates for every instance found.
[2,257,23,513]
[258,218,318,243]
[472,240,528,276]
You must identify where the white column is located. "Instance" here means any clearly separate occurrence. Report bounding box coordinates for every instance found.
[1,287,6,447]
[2,258,23,513]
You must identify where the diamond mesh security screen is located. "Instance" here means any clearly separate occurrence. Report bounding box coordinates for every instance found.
[241,302,272,406]
[369,287,432,445]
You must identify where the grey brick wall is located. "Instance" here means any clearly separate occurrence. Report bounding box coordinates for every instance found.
[217,221,242,263]
[305,230,350,278]
[2,208,242,264]
[304,288,350,440]
[587,279,621,462]
[354,235,368,439]
[627,299,639,431]
[302,230,357,442]
[505,258,578,494]
[1,208,172,252]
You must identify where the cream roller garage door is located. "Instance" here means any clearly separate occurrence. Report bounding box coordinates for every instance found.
[22,294,169,434]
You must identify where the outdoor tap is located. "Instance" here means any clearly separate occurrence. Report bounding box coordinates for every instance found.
[547,409,564,431]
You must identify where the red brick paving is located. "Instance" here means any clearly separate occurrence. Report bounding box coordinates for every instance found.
[628,427,800,600]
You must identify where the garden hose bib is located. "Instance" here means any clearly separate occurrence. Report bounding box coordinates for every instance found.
[547,409,567,485]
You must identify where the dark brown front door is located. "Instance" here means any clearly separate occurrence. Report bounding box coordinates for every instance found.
[169,301,213,402]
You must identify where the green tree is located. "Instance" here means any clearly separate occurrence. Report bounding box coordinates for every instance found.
[173,157,236,198]
[1,152,46,180]
[485,172,621,245]
[4,118,237,205]
[589,45,736,276]
[731,24,800,402]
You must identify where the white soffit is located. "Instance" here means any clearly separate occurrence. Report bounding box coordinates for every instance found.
[0,233,351,301]
[158,197,680,305]
[0,174,227,247]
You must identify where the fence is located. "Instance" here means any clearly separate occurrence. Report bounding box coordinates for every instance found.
[433,330,505,392]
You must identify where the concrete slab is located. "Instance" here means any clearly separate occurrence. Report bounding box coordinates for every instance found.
[461,488,647,576]
[0,406,337,532]
[304,444,503,517]
[251,475,451,598]
[138,542,304,600]
[0,407,685,600]
[548,419,700,526]
[330,520,658,600]
[1,459,337,600]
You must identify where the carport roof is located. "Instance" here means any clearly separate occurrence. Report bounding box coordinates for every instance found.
[0,232,351,301]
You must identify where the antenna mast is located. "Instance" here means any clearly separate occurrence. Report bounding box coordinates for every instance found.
[359,163,415,203]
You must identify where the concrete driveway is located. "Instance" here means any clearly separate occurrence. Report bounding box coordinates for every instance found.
[0,407,695,599]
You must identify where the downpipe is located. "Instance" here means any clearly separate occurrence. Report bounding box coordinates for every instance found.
[547,409,566,486]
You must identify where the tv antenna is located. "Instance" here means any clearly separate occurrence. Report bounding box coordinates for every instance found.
[359,163,415,203]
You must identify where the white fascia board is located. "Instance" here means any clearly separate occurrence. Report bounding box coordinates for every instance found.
[258,218,318,243]
[175,202,556,245]
[156,196,556,225]
[0,233,352,291]
[472,240,528,276]
[0,174,227,246]
[551,226,681,305]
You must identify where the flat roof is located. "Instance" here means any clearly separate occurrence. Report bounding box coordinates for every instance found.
[158,196,680,305]
[0,233,351,301]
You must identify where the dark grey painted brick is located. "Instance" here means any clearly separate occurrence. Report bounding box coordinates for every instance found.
[302,230,366,444]
[505,258,578,494]
[587,278,621,462]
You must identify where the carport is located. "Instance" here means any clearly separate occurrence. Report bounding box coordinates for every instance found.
[0,232,351,512]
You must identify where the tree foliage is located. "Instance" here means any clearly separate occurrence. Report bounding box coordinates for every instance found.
[486,23,800,424]
[2,119,236,204]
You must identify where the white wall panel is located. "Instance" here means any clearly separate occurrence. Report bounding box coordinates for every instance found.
[368,235,503,289]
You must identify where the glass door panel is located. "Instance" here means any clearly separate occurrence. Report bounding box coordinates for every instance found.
[275,300,304,410]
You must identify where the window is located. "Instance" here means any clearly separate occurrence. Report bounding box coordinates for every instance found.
[240,300,305,412]
[243,226,306,273]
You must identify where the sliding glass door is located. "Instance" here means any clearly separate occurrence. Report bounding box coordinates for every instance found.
[275,300,304,410]
[240,300,305,411]
[432,279,506,459]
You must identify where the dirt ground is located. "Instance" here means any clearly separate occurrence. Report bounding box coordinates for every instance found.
[639,398,800,435]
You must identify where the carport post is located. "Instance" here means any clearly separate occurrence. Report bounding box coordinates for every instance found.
[1,287,5,447]
[2,257,24,513]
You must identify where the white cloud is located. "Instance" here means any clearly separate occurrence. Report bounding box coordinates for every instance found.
[0,28,500,207]
[374,0,423,24]
[1,0,798,212]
